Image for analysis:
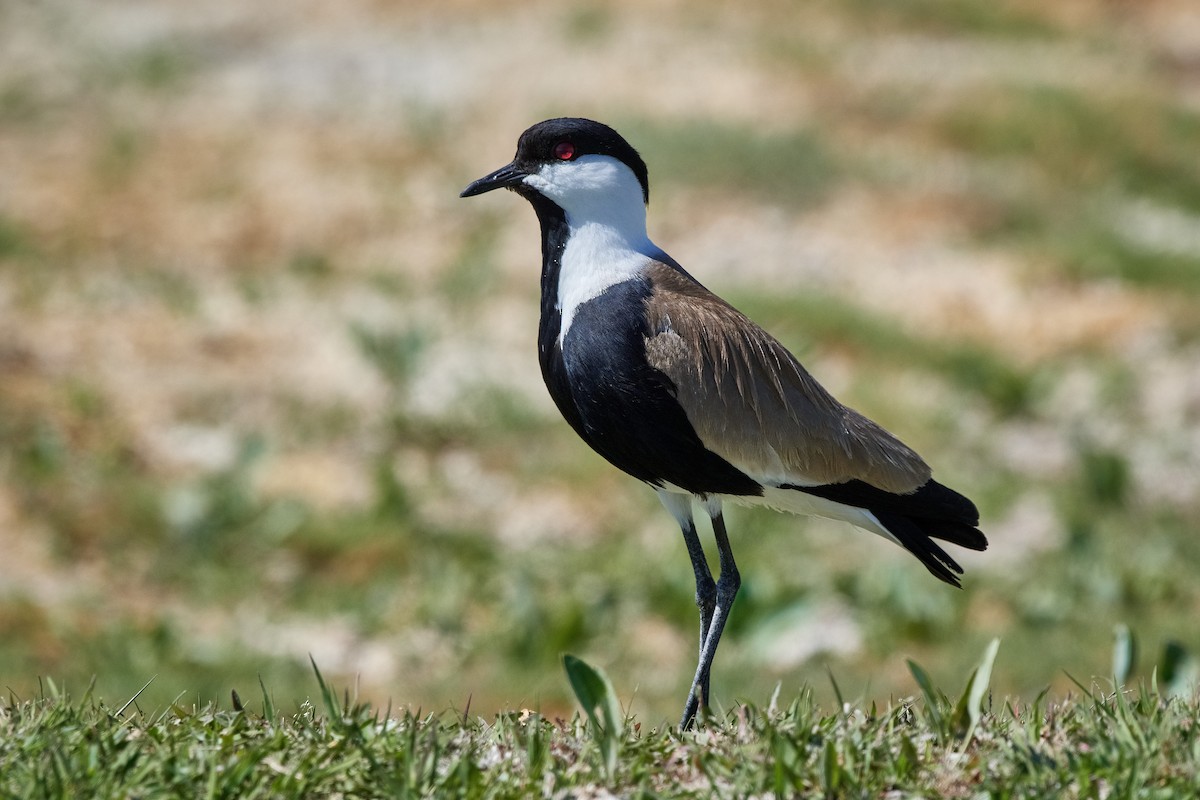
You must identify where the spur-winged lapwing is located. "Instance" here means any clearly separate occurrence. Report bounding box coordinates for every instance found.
[461,117,987,729]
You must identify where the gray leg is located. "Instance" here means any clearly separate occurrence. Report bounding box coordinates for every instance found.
[680,515,717,710]
[657,491,718,727]
[679,502,740,730]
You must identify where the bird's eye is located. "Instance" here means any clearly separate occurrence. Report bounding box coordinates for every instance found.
[553,141,576,161]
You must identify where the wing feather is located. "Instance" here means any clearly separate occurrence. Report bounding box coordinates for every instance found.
[642,263,931,493]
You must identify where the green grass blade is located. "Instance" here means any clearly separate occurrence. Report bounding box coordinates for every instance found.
[308,656,341,722]
[907,659,945,734]
[827,664,846,710]
[115,675,156,718]
[562,654,623,777]
[955,638,1001,746]
[258,674,276,725]
[950,667,980,736]
[821,737,841,795]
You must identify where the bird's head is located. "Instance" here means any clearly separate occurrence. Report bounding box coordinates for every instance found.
[461,118,650,226]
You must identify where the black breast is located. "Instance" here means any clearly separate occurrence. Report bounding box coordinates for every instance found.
[544,278,761,497]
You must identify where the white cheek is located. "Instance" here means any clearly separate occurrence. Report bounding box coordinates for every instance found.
[528,160,595,205]
[522,173,551,193]
[527,156,639,212]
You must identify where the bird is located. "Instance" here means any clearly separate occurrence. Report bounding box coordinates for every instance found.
[460,117,986,730]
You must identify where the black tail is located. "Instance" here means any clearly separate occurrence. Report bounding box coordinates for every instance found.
[785,478,987,588]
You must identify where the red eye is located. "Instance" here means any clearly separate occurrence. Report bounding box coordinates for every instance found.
[553,141,576,160]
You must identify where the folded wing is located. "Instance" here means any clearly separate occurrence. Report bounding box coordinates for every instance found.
[642,262,932,494]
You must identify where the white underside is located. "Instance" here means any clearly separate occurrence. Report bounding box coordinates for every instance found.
[657,482,900,547]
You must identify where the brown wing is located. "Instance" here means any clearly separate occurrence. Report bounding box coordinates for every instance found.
[642,262,931,494]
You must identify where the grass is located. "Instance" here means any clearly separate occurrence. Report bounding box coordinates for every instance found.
[1056,226,1200,294]
[840,0,1064,38]
[3,649,1199,798]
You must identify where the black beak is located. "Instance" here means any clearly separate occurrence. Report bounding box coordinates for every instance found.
[460,162,527,198]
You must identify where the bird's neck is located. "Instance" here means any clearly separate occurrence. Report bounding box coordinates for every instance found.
[529,195,572,374]
[555,220,656,333]
[529,194,571,326]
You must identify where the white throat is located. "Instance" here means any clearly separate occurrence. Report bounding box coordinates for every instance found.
[523,154,664,344]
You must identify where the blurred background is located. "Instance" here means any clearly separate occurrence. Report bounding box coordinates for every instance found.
[1,0,1199,723]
